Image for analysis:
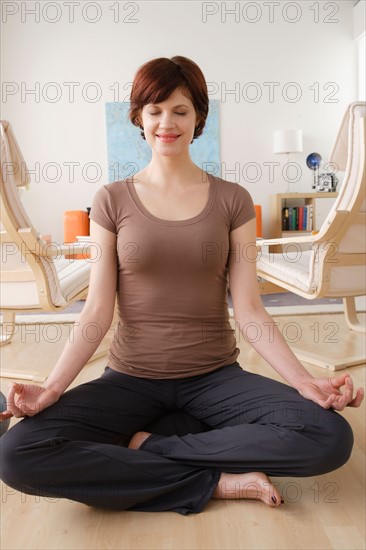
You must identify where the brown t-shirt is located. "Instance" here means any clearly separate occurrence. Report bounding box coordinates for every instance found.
[90,172,256,379]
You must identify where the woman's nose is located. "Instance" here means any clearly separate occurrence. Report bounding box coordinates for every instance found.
[158,113,175,128]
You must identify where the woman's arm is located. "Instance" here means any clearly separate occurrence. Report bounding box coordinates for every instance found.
[1,220,118,419]
[227,219,364,410]
[43,220,117,396]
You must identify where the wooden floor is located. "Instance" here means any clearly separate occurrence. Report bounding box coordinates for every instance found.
[0,312,365,550]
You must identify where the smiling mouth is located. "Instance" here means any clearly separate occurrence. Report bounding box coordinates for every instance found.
[156,134,181,142]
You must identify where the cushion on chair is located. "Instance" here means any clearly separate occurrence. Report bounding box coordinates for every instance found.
[54,259,91,302]
[0,121,31,189]
[41,257,91,306]
[0,281,41,308]
[258,248,366,297]
[257,250,317,294]
[327,103,365,215]
[1,257,90,308]
[325,265,366,295]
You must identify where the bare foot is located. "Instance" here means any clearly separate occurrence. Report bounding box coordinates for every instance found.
[128,431,152,450]
[212,472,283,507]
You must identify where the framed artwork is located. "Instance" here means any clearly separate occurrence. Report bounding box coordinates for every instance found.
[105,100,221,182]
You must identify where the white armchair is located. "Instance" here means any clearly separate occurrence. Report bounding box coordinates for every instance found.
[256,102,366,370]
[0,120,107,381]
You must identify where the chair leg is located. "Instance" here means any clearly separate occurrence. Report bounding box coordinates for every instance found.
[343,297,366,333]
[290,300,365,370]
[0,311,16,346]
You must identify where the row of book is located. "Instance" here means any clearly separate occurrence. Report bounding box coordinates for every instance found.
[282,205,313,231]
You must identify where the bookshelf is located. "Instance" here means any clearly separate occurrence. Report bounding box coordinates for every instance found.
[269,192,338,252]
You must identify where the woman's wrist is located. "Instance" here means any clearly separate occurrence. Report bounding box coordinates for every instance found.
[42,382,65,399]
[289,369,315,391]
[278,359,315,391]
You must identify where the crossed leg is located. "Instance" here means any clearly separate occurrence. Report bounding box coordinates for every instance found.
[0,367,218,514]
[129,363,354,507]
[129,430,283,506]
[0,364,354,514]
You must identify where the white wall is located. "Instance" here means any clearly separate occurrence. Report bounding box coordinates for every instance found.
[354,0,366,100]
[1,0,359,242]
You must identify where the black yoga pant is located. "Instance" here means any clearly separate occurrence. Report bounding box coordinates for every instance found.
[0,363,354,515]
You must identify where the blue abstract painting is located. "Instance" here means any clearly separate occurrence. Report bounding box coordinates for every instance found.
[105,100,221,183]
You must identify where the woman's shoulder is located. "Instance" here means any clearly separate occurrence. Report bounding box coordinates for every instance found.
[90,179,131,231]
[91,179,131,212]
[101,178,130,193]
[211,174,253,200]
[210,175,256,229]
[91,179,131,206]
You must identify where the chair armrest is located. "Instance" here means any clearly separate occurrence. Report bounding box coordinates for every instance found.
[256,235,317,247]
[38,243,91,257]
[16,228,90,257]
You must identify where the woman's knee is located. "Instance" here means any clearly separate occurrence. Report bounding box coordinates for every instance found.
[315,412,354,473]
[0,422,31,489]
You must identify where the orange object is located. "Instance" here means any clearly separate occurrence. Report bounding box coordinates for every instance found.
[64,210,90,259]
[254,205,262,238]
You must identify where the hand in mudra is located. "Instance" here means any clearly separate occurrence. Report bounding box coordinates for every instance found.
[297,374,364,411]
[0,383,61,421]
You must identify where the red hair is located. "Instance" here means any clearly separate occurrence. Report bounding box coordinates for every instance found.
[128,56,209,141]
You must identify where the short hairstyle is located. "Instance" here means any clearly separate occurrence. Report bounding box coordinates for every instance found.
[128,56,209,141]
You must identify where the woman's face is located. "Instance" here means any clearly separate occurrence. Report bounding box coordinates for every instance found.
[139,87,198,156]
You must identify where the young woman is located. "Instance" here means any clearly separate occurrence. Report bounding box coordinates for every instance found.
[0,56,363,515]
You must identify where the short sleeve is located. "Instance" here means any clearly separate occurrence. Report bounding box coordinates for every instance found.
[230,184,256,231]
[89,185,116,233]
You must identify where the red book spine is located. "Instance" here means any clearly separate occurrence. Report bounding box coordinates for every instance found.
[298,206,304,230]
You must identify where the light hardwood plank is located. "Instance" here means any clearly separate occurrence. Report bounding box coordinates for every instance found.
[0,313,365,550]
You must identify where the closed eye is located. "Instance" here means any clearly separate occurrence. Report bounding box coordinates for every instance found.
[149,112,187,116]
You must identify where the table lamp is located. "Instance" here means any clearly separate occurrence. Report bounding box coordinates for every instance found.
[273,129,303,193]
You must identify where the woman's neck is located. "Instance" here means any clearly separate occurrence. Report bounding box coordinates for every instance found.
[141,154,206,189]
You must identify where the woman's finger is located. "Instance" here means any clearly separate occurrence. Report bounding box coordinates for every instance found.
[6,384,20,411]
[330,373,348,390]
[320,393,337,409]
[333,392,350,411]
[0,410,13,422]
[347,388,365,408]
[345,376,354,396]
[332,386,357,411]
[327,392,350,411]
[21,401,43,416]
[6,383,25,417]
[7,382,24,395]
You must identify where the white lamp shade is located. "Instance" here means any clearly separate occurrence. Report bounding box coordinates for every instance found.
[273,129,303,154]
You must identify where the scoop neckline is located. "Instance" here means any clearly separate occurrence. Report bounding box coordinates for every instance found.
[126,172,216,226]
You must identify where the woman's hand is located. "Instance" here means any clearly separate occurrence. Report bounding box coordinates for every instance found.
[297,374,364,411]
[0,383,61,421]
